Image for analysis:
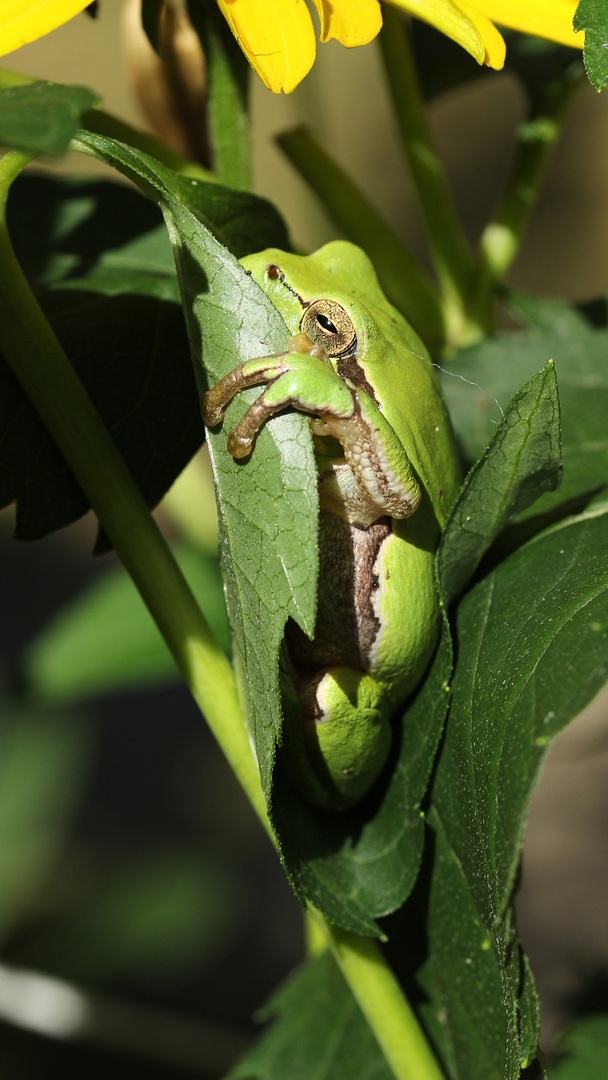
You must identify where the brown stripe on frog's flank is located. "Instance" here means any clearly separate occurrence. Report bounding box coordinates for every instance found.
[286,513,392,676]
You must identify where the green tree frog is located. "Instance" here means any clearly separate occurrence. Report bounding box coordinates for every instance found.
[202,241,461,811]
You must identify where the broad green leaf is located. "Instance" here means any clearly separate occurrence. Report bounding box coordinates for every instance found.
[0,289,203,541]
[439,362,561,603]
[8,175,179,299]
[22,545,229,703]
[574,0,608,90]
[427,495,608,1078]
[553,1017,608,1079]
[440,297,608,518]
[0,696,90,944]
[73,130,288,256]
[0,83,99,157]
[230,951,393,1080]
[72,131,318,811]
[267,367,560,935]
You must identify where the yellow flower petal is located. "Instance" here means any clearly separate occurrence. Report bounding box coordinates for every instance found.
[217,0,316,93]
[311,0,383,48]
[474,0,583,49]
[0,0,91,57]
[454,0,506,66]
[387,0,504,67]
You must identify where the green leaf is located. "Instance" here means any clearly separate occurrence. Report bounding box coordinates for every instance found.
[267,367,560,935]
[440,296,608,519]
[8,175,179,299]
[574,0,608,90]
[73,129,288,256]
[553,1017,608,1079]
[230,951,393,1080]
[22,544,229,703]
[427,495,608,1078]
[72,130,318,811]
[0,174,204,539]
[439,361,561,603]
[0,289,203,541]
[0,82,99,157]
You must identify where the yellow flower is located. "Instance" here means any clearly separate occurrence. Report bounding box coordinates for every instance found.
[0,0,584,95]
[218,0,584,93]
[401,0,584,70]
[0,0,92,56]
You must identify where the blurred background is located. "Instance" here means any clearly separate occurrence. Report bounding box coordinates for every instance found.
[1,0,608,1072]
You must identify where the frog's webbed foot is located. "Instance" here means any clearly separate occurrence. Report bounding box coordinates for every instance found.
[202,333,421,518]
[201,333,356,459]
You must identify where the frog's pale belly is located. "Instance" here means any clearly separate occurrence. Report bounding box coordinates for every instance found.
[285,512,391,674]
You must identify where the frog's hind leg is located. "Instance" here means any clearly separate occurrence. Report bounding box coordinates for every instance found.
[280,664,391,812]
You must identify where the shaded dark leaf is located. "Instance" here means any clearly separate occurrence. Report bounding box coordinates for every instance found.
[7,175,178,300]
[231,951,393,1080]
[427,494,608,1078]
[0,290,202,541]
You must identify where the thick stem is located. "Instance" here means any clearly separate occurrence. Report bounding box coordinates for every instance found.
[0,149,269,835]
[320,917,445,1080]
[379,8,475,343]
[186,1,252,190]
[472,60,584,325]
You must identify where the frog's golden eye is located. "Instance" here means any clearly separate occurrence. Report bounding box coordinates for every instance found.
[301,299,357,356]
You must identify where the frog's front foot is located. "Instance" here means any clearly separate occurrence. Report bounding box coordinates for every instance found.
[201,335,356,459]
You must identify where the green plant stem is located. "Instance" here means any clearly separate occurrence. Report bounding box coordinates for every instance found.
[277,125,446,349]
[472,60,584,323]
[186,1,252,190]
[379,8,475,343]
[319,916,444,1080]
[0,148,269,837]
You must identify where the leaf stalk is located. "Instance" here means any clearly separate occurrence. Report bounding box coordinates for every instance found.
[472,59,584,323]
[379,9,477,345]
[320,916,445,1080]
